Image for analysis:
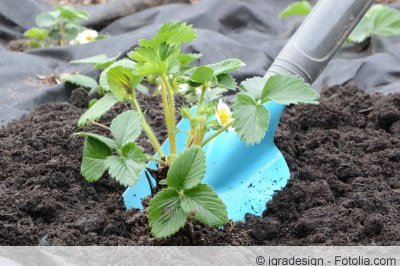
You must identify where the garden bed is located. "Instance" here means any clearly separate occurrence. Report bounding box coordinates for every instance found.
[1,83,399,245]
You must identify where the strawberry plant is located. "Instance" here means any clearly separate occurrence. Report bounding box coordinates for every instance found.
[76,20,319,239]
[348,4,400,43]
[24,5,105,48]
[280,3,400,44]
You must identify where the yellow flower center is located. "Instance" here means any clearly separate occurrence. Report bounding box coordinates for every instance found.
[217,109,231,126]
[86,36,94,41]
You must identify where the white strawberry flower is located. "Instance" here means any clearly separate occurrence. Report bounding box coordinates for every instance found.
[76,29,98,44]
[216,99,232,126]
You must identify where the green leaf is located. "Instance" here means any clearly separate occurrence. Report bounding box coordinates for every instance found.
[81,136,112,182]
[217,73,237,90]
[190,66,214,84]
[95,33,108,40]
[78,93,119,127]
[128,46,159,64]
[128,21,196,76]
[232,94,270,145]
[88,98,97,108]
[27,40,42,49]
[203,87,227,103]
[24,27,48,41]
[183,59,244,80]
[70,54,120,69]
[239,76,266,100]
[104,143,147,187]
[64,23,81,40]
[56,6,88,21]
[370,5,400,36]
[110,110,142,147]
[261,74,319,105]
[36,12,58,27]
[129,45,179,76]
[78,132,117,150]
[148,188,187,239]
[207,59,246,76]
[167,146,206,190]
[88,86,101,97]
[349,5,400,43]
[61,74,99,90]
[178,53,202,67]
[99,59,136,91]
[154,20,196,46]
[279,1,312,18]
[347,16,371,43]
[48,28,61,41]
[107,64,142,101]
[181,184,228,226]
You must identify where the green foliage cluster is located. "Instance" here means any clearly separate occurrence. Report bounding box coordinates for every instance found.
[279,2,400,44]
[349,4,400,43]
[75,20,319,239]
[24,6,104,48]
[61,54,120,104]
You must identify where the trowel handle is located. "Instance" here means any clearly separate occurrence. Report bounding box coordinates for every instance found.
[266,0,374,84]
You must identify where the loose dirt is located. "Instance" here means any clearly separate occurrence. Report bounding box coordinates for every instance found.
[1,84,399,245]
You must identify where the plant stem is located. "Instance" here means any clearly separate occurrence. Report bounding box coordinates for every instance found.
[130,95,165,158]
[198,84,207,108]
[185,124,195,148]
[147,156,167,166]
[161,74,177,156]
[194,84,207,118]
[59,19,66,46]
[88,120,111,131]
[186,84,208,147]
[201,121,233,147]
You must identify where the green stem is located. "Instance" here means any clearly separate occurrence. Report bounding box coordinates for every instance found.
[192,121,206,146]
[131,95,165,158]
[201,121,233,147]
[147,156,167,166]
[198,84,207,108]
[194,84,207,118]
[186,84,208,148]
[185,124,195,148]
[161,74,177,156]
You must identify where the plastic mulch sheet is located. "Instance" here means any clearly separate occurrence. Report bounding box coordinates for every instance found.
[1,0,400,125]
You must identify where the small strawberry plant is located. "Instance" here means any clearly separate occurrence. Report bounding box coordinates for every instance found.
[348,4,400,43]
[76,20,319,239]
[24,5,105,48]
[280,2,400,44]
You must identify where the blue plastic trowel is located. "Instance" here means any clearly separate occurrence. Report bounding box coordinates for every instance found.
[124,0,374,221]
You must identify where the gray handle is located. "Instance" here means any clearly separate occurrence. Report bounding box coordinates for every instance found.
[266,0,374,84]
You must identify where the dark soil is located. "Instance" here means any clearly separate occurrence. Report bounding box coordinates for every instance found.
[1,84,400,245]
[6,39,31,52]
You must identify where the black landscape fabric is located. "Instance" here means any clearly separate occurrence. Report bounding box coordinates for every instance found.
[1,0,400,125]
